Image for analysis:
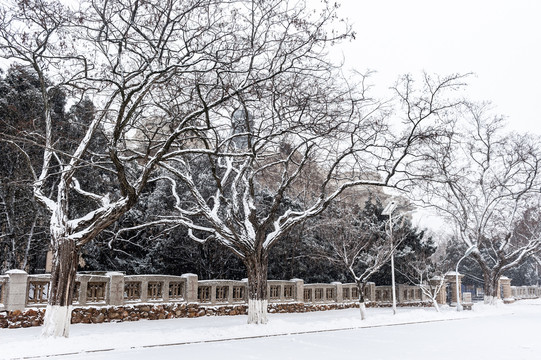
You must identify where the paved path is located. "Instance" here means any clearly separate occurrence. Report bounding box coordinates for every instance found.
[49,310,541,359]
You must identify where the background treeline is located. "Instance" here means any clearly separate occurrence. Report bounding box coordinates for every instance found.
[1,66,539,286]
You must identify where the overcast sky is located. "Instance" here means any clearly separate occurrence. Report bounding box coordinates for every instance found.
[320,0,541,232]
[329,0,541,134]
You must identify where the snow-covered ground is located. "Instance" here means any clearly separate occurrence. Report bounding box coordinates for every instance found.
[2,300,541,359]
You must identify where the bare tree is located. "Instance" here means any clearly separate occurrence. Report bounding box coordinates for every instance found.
[0,65,69,274]
[308,196,399,320]
[415,103,541,304]
[1,0,344,336]
[138,69,468,324]
[397,242,448,312]
[0,181,46,272]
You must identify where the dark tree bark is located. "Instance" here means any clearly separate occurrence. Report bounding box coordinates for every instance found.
[356,280,368,320]
[48,239,78,307]
[244,251,269,324]
[41,238,78,337]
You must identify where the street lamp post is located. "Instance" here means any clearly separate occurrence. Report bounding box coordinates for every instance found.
[382,200,398,315]
[456,245,477,311]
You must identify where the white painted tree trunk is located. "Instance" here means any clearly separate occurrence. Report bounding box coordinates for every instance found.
[359,302,367,320]
[431,298,440,312]
[247,299,268,324]
[484,295,499,305]
[41,305,73,338]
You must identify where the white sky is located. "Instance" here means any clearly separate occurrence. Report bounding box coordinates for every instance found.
[319,0,541,232]
[328,0,541,134]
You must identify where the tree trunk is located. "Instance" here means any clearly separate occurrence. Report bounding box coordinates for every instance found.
[244,252,268,324]
[356,281,367,320]
[483,271,499,305]
[41,238,78,338]
[420,284,440,312]
[431,298,440,312]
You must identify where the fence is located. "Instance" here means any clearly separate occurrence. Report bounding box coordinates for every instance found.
[0,275,7,312]
[0,270,527,313]
[511,285,541,300]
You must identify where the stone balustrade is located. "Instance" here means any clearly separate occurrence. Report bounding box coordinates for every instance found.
[511,285,541,300]
[0,271,435,312]
[0,274,7,312]
[0,270,527,317]
[0,270,529,329]
[196,279,246,305]
[398,284,424,303]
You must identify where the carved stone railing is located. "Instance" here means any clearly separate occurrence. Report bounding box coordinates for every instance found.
[511,285,541,300]
[122,274,190,304]
[267,280,302,303]
[0,270,525,312]
[0,275,7,311]
[398,284,424,303]
[375,285,393,303]
[197,279,246,305]
[303,283,338,303]
[26,274,50,306]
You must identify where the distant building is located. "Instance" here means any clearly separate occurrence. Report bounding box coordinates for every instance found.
[231,108,254,149]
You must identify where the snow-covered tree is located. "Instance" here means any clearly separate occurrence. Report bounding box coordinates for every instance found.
[308,195,398,320]
[2,0,342,336]
[0,66,53,273]
[397,239,447,312]
[416,103,541,304]
[83,177,245,279]
[143,69,468,324]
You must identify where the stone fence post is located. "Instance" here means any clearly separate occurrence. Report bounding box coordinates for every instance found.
[429,277,447,305]
[107,272,125,306]
[445,272,463,306]
[291,279,304,303]
[332,282,343,303]
[365,282,375,302]
[5,270,28,311]
[397,284,405,303]
[182,273,198,303]
[499,276,514,303]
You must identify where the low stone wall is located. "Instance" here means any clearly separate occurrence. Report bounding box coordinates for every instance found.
[1,269,522,330]
[0,308,45,329]
[0,300,438,329]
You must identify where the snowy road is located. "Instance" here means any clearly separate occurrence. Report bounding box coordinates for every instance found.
[2,300,540,359]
